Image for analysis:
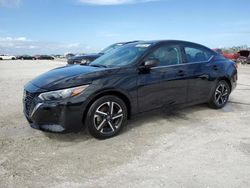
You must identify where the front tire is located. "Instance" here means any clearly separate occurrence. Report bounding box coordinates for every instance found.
[85,95,127,139]
[209,80,230,109]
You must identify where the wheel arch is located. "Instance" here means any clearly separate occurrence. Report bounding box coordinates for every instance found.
[82,89,132,123]
[218,77,232,92]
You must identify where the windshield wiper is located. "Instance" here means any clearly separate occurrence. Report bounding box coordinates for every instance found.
[90,64,107,68]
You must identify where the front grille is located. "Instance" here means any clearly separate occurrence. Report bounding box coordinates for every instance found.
[23,90,36,116]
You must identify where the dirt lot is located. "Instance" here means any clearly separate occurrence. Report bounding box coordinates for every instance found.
[0,60,250,188]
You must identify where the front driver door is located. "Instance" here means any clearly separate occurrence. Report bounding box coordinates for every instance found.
[137,43,188,112]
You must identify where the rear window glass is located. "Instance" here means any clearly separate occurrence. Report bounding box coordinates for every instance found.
[185,46,213,63]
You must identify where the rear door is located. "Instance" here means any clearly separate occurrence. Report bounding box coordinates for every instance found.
[182,45,215,103]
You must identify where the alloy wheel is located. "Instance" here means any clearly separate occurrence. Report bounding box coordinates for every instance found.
[214,83,229,106]
[93,101,124,134]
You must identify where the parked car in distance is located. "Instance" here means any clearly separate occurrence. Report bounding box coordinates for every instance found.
[238,50,250,57]
[213,48,240,61]
[16,55,35,60]
[53,54,65,59]
[67,41,139,65]
[0,54,16,60]
[213,48,250,64]
[65,53,75,59]
[237,50,250,64]
[34,55,55,60]
[23,40,237,139]
[223,53,240,61]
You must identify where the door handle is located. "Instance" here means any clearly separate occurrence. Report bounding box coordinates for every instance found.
[177,70,185,77]
[199,74,209,80]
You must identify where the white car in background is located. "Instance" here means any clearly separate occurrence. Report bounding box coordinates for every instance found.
[0,54,16,60]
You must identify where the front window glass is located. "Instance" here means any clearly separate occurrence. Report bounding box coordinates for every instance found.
[146,45,182,66]
[90,43,151,68]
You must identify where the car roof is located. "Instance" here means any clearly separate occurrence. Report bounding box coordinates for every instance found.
[130,40,215,52]
[114,41,141,46]
[132,40,205,45]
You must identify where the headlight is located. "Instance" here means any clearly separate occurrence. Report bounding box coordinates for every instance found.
[38,85,89,101]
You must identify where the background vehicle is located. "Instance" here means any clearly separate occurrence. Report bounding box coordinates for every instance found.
[34,55,55,60]
[0,54,16,60]
[23,40,237,139]
[237,50,250,64]
[67,41,139,65]
[16,55,35,60]
[52,54,65,59]
[223,53,240,61]
[213,48,250,63]
[65,53,75,59]
[213,48,240,61]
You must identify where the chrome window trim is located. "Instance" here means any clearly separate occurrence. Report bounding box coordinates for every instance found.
[151,55,214,70]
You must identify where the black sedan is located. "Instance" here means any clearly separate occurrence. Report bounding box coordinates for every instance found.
[16,55,35,60]
[23,40,237,139]
[67,41,139,65]
[34,55,55,60]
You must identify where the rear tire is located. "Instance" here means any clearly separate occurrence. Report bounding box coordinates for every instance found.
[209,80,230,109]
[85,95,127,139]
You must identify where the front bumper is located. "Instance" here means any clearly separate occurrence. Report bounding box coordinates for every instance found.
[24,102,85,133]
[23,84,88,133]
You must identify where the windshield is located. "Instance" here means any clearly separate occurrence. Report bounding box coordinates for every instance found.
[99,43,124,54]
[90,43,151,68]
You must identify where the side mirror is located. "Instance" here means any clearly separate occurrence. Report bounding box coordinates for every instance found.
[143,58,160,69]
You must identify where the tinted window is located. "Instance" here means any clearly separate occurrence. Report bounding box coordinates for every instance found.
[146,45,182,66]
[184,46,213,63]
[90,43,151,68]
[100,43,123,54]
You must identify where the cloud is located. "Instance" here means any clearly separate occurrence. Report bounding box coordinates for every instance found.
[0,36,83,55]
[0,0,21,7]
[78,0,157,5]
[0,37,28,41]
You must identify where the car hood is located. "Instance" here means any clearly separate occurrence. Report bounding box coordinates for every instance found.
[29,65,110,91]
[70,53,101,61]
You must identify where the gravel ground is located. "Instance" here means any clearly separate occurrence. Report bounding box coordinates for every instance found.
[0,60,250,188]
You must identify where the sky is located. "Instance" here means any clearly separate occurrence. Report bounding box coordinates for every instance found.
[0,0,249,55]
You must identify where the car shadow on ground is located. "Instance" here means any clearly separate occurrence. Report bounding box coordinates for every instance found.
[43,129,91,142]
[43,104,210,142]
[123,104,211,131]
